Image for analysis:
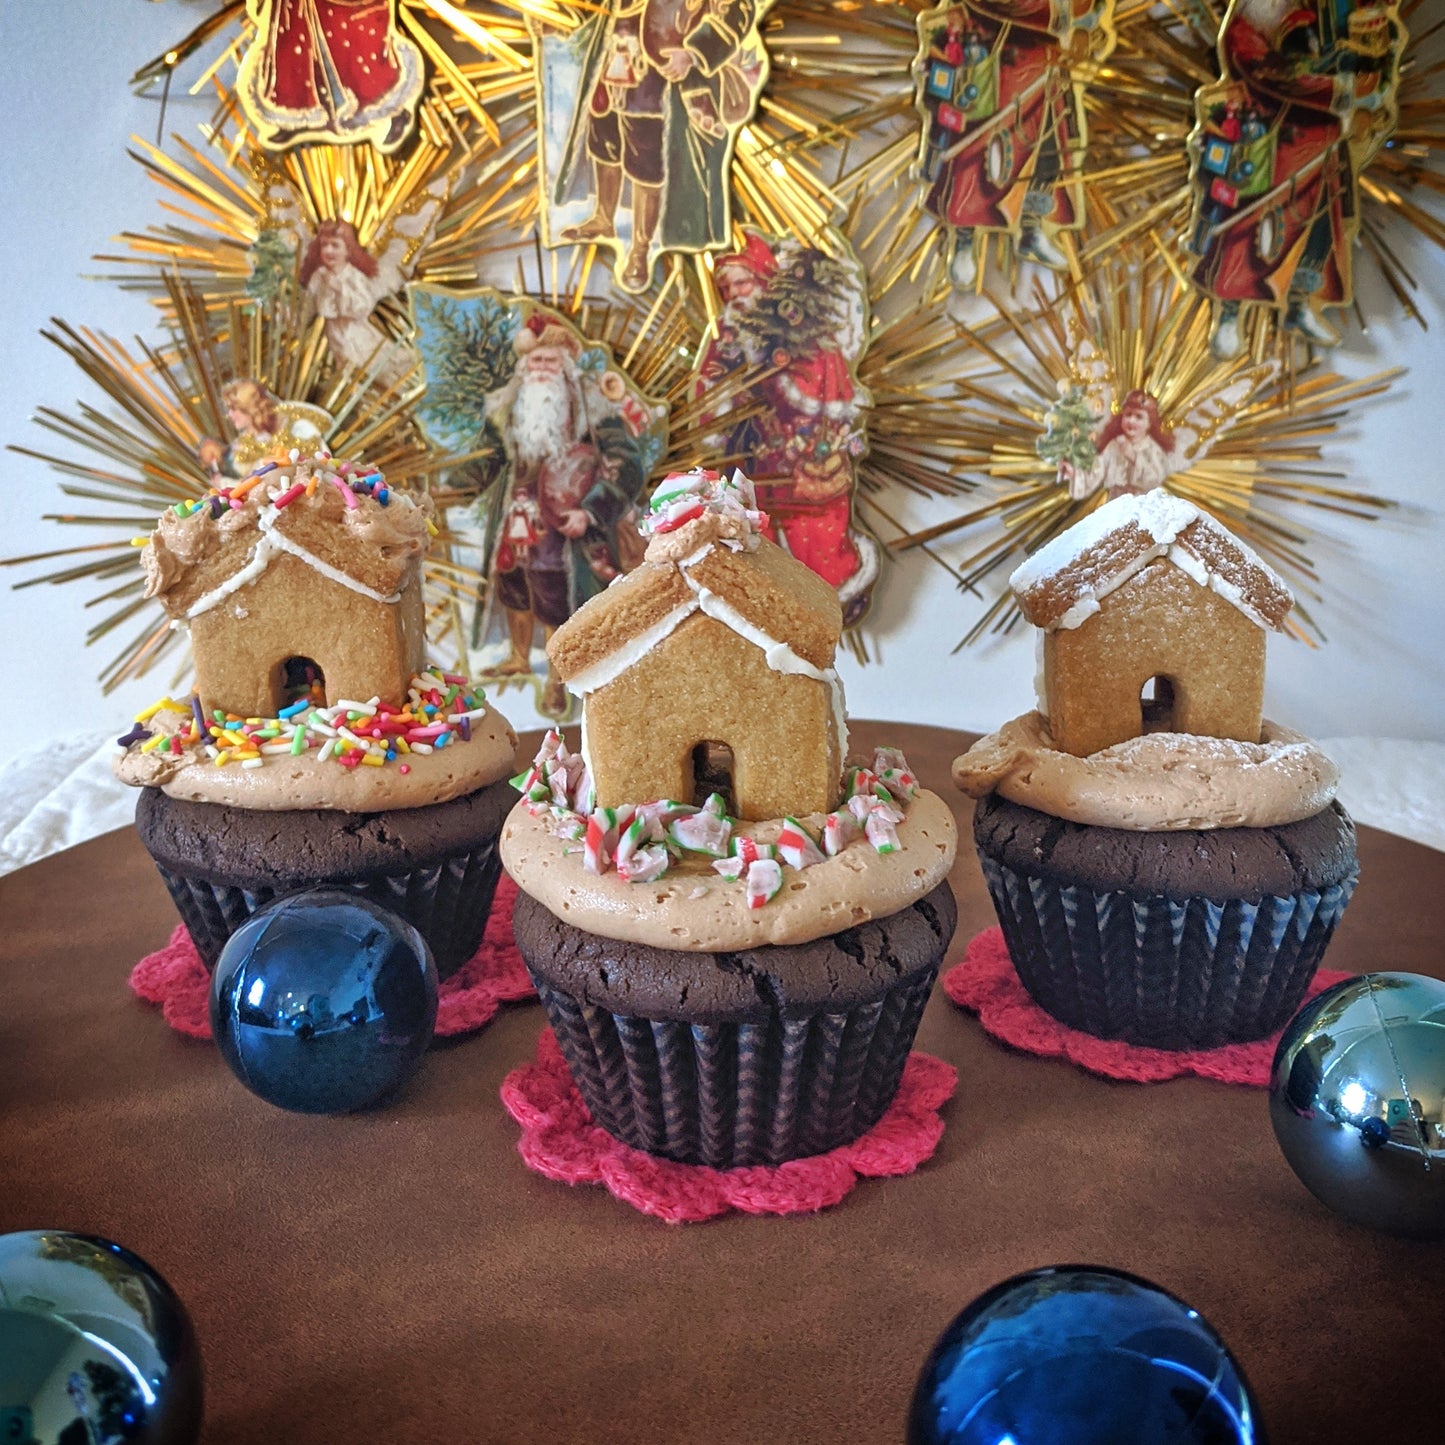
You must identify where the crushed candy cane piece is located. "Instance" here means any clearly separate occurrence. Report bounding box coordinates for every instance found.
[730,835,776,867]
[619,844,670,883]
[777,816,825,870]
[865,807,902,854]
[823,811,861,857]
[668,810,732,857]
[745,858,784,909]
[877,768,918,804]
[640,467,767,538]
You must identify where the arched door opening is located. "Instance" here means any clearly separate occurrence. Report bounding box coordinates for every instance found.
[278,656,325,711]
[691,740,737,814]
[1140,674,1176,733]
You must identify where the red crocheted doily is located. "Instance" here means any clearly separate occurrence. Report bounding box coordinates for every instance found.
[943,925,1352,1087]
[500,1027,958,1224]
[129,873,535,1040]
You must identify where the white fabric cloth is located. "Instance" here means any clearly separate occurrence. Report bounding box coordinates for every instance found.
[1,731,1442,880]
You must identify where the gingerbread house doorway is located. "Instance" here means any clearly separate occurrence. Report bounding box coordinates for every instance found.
[279,656,325,710]
[691,741,738,814]
[1140,674,1177,733]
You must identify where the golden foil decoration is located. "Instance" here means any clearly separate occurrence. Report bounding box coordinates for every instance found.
[885,251,1399,646]
[3,274,479,692]
[119,0,907,311]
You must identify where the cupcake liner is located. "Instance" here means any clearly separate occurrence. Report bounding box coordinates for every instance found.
[979,855,1357,1050]
[530,965,939,1169]
[151,840,504,980]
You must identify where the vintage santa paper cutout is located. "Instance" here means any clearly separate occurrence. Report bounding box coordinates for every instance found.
[692,228,879,626]
[1037,338,1278,501]
[913,0,1115,287]
[1187,0,1405,358]
[410,288,669,718]
[534,0,774,294]
[196,378,333,481]
[237,0,426,155]
[912,0,1116,289]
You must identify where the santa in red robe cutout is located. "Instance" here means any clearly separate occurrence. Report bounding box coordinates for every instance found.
[1188,0,1402,358]
[695,232,879,626]
[238,0,426,154]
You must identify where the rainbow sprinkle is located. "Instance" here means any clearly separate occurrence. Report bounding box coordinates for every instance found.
[169,451,399,532]
[119,667,489,773]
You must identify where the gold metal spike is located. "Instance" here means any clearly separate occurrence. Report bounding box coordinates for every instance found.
[883,253,1397,646]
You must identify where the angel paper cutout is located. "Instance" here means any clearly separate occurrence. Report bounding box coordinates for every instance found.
[1040,340,1278,501]
[287,180,447,386]
[197,377,333,481]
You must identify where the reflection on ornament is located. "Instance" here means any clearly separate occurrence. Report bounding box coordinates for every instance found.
[210,890,438,1113]
[909,1265,1262,1445]
[1270,971,1445,1239]
[0,1230,202,1445]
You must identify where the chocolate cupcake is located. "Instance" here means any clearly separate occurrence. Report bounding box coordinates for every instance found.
[113,452,518,974]
[501,470,958,1167]
[955,492,1358,1049]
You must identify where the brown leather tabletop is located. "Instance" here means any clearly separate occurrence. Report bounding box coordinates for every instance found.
[3,722,1442,1444]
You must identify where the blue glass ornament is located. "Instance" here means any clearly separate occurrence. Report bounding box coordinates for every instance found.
[908,1266,1263,1445]
[1270,971,1445,1238]
[209,889,438,1113]
[0,1231,202,1444]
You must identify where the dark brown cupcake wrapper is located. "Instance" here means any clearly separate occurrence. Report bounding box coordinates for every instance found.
[150,841,503,980]
[530,963,939,1169]
[979,854,1357,1049]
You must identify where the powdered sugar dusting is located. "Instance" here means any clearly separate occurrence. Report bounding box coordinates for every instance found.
[1010,491,1292,632]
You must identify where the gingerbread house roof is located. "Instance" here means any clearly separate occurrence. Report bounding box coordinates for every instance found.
[1009,491,1293,633]
[142,457,429,620]
[547,473,843,694]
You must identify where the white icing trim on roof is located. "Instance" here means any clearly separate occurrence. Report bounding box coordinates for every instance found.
[1009,490,1289,632]
[684,577,833,680]
[563,553,842,720]
[185,504,403,620]
[564,599,701,696]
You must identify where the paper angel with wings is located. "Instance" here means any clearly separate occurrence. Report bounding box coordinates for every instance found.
[1041,340,1277,501]
[294,180,447,387]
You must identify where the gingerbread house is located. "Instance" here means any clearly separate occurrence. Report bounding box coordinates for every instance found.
[1010,491,1293,757]
[546,474,845,821]
[142,461,429,718]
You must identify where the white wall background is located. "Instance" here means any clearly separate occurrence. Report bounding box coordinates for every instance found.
[1,1,1441,756]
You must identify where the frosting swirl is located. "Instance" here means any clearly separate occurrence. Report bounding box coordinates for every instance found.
[952,712,1338,830]
[500,789,957,950]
